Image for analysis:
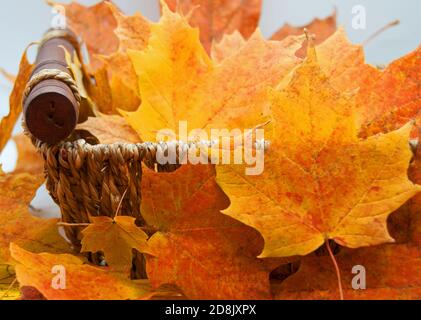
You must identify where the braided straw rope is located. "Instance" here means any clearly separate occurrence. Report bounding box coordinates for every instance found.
[23,68,82,104]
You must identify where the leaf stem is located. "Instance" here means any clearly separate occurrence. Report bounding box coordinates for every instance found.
[0,277,17,300]
[0,67,15,83]
[363,20,400,46]
[325,239,344,300]
[57,222,90,227]
[114,187,129,220]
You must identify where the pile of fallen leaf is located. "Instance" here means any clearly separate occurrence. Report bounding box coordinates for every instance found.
[0,0,420,300]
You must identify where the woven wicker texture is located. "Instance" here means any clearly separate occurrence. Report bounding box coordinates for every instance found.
[33,138,182,247]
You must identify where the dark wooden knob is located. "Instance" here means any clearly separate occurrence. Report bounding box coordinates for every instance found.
[23,29,80,145]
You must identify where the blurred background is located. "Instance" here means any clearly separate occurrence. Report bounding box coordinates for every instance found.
[0,0,420,213]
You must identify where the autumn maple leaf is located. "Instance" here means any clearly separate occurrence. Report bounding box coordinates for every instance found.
[163,0,262,53]
[121,4,304,142]
[163,0,336,59]
[89,2,151,113]
[0,170,71,265]
[0,50,33,153]
[81,216,149,272]
[273,145,421,300]
[317,28,421,137]
[273,242,421,300]
[10,244,153,300]
[77,115,140,144]
[216,47,421,258]
[211,31,247,63]
[52,1,151,114]
[140,164,276,300]
[271,9,337,58]
[51,0,119,71]
[54,0,341,118]
[13,134,44,175]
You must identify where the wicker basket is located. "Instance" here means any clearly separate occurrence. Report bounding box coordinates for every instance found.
[31,135,179,278]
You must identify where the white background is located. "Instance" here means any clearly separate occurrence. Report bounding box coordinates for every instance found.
[0,0,420,213]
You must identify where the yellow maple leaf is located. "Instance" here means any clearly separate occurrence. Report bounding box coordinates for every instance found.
[216,48,421,258]
[11,244,152,300]
[81,216,149,272]
[121,4,304,142]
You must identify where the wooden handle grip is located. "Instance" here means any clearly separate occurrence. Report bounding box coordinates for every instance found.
[23,29,80,145]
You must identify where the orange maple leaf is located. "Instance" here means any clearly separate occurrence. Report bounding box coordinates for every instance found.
[273,147,421,300]
[0,50,33,153]
[77,115,140,144]
[271,9,337,58]
[163,0,262,53]
[317,28,421,137]
[0,171,71,265]
[216,48,421,258]
[89,2,151,113]
[52,0,119,71]
[211,11,337,62]
[13,134,44,175]
[141,164,276,300]
[273,243,421,300]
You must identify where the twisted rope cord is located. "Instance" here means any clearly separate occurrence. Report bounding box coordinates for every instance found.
[23,68,81,104]
[34,138,270,164]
